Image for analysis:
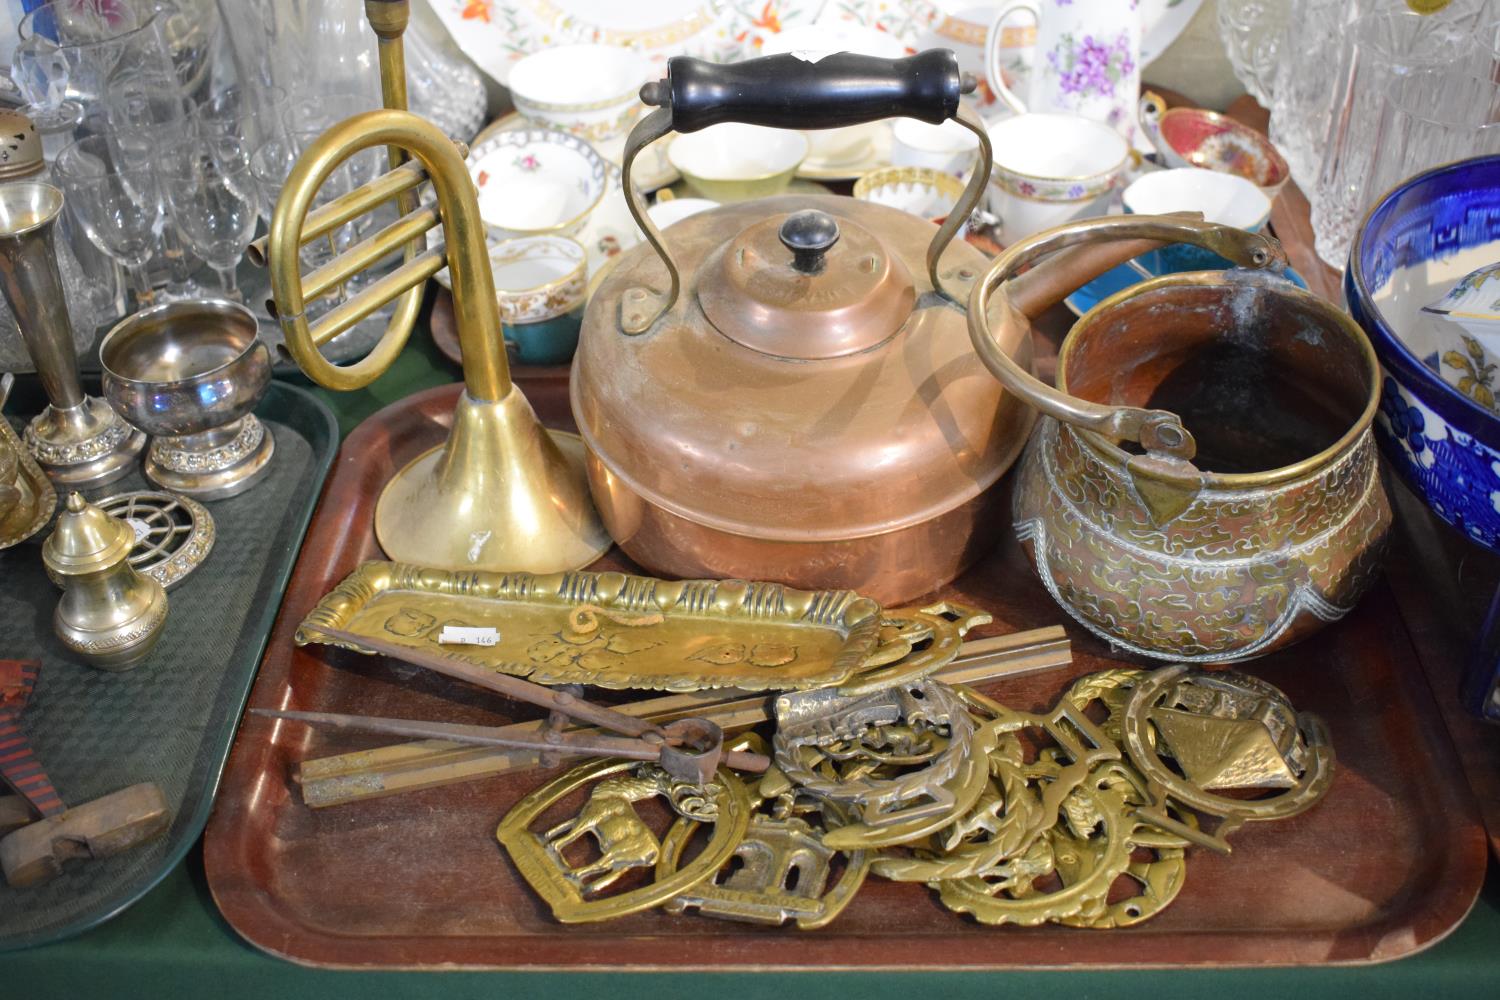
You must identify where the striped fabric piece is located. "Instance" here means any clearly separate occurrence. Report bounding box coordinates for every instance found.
[0,660,62,818]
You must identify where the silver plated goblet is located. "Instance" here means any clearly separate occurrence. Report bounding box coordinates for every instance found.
[99,299,275,500]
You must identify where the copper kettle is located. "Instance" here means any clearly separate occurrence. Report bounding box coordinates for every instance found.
[572,51,1182,604]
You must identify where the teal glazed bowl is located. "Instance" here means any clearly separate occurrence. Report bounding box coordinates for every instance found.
[491,234,588,366]
[506,307,583,367]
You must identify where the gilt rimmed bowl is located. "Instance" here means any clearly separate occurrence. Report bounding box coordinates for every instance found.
[467,128,609,240]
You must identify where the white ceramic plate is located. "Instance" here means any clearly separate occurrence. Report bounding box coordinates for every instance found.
[427,0,825,85]
[429,1,1202,90]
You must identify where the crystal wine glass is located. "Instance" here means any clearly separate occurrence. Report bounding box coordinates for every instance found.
[103,56,201,299]
[54,134,163,310]
[156,135,259,299]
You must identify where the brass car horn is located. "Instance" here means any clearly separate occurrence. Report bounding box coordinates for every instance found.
[248,0,609,573]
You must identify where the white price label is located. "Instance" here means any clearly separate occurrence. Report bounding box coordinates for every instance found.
[438,625,500,646]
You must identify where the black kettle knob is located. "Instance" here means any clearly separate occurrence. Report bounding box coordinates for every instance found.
[779,210,840,275]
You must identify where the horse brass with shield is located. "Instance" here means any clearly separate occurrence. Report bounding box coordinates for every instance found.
[497,758,752,923]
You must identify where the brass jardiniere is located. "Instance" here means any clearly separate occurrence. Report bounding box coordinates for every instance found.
[970,216,1390,661]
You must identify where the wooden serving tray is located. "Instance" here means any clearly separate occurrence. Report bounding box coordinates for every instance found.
[1222,94,1500,863]
[203,378,1488,970]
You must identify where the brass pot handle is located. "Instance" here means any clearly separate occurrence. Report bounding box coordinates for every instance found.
[967,215,1288,462]
[618,51,994,335]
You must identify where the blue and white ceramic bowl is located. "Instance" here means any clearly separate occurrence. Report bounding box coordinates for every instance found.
[1347,155,1500,553]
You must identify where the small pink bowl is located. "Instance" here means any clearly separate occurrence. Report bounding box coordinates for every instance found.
[1139,92,1290,198]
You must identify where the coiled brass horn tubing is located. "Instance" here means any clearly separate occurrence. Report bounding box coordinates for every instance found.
[267,109,508,397]
[267,202,441,316]
[309,247,446,348]
[246,158,431,266]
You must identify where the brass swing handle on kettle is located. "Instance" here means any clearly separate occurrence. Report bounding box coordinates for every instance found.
[967,215,1289,463]
[619,50,993,334]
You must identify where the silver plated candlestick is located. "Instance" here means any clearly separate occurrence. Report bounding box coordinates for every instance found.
[0,181,143,487]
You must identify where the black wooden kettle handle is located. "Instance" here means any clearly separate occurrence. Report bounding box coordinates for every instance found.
[643,50,968,133]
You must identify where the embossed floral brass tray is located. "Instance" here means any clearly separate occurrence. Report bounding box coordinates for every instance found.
[296,561,883,692]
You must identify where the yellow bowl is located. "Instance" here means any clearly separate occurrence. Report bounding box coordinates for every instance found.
[668,123,808,203]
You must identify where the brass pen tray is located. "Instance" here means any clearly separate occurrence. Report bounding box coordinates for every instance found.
[295,561,883,692]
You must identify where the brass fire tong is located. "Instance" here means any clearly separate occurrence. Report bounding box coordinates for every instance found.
[257,627,770,783]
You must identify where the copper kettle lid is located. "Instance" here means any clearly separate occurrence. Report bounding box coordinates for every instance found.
[698,208,915,360]
[575,194,1033,542]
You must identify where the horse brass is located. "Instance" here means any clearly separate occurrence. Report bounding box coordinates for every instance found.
[497,758,751,923]
[658,776,871,929]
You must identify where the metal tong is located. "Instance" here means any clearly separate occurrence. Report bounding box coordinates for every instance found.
[256,626,769,783]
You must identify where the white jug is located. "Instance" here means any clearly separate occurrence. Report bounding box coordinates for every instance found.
[986,0,1142,142]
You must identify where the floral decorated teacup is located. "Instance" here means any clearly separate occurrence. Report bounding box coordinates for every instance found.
[1138,91,1290,198]
[508,44,650,142]
[491,235,589,367]
[985,112,1129,244]
[987,0,1142,143]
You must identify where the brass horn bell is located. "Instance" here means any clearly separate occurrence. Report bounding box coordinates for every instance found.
[257,109,609,573]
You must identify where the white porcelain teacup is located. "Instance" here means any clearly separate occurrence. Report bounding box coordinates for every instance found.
[891,117,980,176]
[986,112,1129,244]
[1122,167,1271,258]
[508,44,650,142]
[761,23,907,167]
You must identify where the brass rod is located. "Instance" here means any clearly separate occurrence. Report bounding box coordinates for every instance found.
[295,625,1073,807]
[365,0,412,118]
[285,204,440,311]
[257,709,771,773]
[315,625,670,740]
[306,247,445,347]
[362,0,425,377]
[248,158,429,265]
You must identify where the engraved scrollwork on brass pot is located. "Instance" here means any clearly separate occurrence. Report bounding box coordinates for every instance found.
[969,217,1390,661]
